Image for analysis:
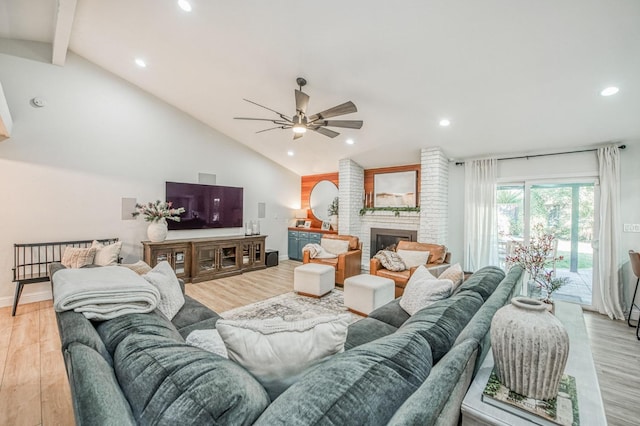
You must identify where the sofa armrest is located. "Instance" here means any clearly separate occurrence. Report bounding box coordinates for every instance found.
[178,278,185,294]
[302,249,311,263]
[370,258,383,275]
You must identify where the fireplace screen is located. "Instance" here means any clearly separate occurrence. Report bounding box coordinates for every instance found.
[370,228,417,258]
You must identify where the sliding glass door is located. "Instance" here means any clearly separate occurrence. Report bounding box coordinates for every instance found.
[497,179,597,307]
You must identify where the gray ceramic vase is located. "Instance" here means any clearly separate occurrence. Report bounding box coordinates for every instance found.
[490,296,569,400]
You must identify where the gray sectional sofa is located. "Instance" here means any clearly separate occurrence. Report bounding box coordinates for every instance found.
[52,263,523,426]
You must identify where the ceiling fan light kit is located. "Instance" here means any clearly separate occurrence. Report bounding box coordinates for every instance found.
[235,77,363,140]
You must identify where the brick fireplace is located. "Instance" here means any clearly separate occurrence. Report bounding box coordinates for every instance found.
[338,147,449,271]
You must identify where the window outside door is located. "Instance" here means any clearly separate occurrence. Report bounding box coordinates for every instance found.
[497,180,596,307]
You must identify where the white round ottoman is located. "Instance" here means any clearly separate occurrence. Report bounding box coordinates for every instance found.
[344,274,395,316]
[294,263,335,298]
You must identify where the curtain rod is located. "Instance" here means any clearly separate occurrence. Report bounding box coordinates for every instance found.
[454,144,626,166]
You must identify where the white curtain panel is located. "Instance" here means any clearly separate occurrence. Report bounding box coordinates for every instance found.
[463,158,498,272]
[594,145,625,319]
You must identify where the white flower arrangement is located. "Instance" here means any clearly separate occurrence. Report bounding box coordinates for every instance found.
[132,200,185,222]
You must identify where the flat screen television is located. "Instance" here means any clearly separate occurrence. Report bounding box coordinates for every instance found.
[165,182,243,230]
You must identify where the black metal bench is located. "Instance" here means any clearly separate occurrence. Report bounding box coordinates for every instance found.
[12,238,119,316]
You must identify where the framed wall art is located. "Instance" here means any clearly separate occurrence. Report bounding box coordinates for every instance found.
[373,170,417,207]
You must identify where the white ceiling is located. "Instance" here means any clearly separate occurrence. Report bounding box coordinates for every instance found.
[1,0,639,175]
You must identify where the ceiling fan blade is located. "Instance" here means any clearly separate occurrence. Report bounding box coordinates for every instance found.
[234,117,286,123]
[295,90,309,115]
[318,120,363,129]
[293,132,304,140]
[242,98,291,121]
[256,125,289,134]
[311,127,340,138]
[308,101,357,122]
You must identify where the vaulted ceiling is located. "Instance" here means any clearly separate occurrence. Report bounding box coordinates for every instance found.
[1,0,639,175]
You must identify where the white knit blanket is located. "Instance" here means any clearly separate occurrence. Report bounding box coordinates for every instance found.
[53,266,160,320]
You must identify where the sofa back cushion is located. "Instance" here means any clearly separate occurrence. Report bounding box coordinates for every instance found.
[453,265,523,375]
[454,265,506,301]
[255,329,433,426]
[388,338,480,426]
[367,298,411,329]
[397,241,447,264]
[401,291,484,362]
[57,310,113,365]
[344,317,399,350]
[114,334,269,425]
[65,342,136,425]
[96,311,184,356]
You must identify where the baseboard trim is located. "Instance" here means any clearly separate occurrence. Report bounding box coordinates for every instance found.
[0,289,52,308]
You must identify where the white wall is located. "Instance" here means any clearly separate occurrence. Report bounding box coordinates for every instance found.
[0,40,300,307]
[447,142,640,313]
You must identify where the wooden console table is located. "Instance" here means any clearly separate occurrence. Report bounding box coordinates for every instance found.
[461,302,606,425]
[143,235,267,283]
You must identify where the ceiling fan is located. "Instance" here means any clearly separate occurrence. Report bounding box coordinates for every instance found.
[234,77,363,140]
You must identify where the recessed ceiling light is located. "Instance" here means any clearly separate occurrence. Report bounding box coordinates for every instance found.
[346,138,355,145]
[439,119,451,127]
[600,86,619,96]
[287,150,294,156]
[178,0,192,12]
[134,58,147,68]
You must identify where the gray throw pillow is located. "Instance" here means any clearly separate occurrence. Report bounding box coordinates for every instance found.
[374,250,406,271]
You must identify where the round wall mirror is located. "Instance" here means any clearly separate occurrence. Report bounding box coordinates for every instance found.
[310,180,338,222]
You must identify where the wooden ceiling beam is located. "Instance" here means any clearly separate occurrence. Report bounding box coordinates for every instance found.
[52,0,78,66]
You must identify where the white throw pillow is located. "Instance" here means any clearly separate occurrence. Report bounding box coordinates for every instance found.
[216,314,350,399]
[397,249,430,268]
[186,329,228,359]
[320,238,350,255]
[120,260,153,275]
[406,264,437,288]
[61,246,97,269]
[91,240,123,266]
[438,263,464,289]
[142,261,185,320]
[400,278,454,315]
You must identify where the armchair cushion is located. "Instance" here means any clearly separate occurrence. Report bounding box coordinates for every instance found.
[322,234,360,250]
[321,238,350,255]
[396,241,447,264]
[397,249,430,268]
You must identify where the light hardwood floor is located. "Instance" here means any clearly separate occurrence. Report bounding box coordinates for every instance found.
[0,260,637,425]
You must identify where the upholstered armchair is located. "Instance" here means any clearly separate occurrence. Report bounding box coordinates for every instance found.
[302,234,362,285]
[370,241,451,297]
